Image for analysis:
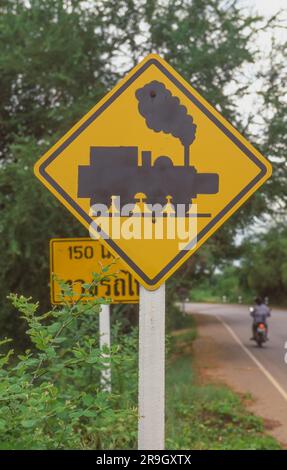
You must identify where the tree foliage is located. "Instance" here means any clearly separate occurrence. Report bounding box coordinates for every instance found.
[260,39,287,216]
[0,275,138,449]
[240,224,287,303]
[0,0,284,336]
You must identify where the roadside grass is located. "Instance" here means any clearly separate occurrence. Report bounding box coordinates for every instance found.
[189,287,222,303]
[166,327,281,450]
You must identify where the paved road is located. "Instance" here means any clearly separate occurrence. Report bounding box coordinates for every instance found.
[184,303,287,444]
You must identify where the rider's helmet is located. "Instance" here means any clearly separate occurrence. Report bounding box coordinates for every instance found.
[255,296,263,305]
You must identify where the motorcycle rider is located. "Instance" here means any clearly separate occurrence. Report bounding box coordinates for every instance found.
[250,297,271,341]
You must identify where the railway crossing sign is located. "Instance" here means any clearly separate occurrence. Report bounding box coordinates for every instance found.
[50,238,139,304]
[35,54,272,290]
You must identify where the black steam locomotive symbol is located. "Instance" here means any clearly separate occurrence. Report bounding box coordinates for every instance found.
[78,81,219,216]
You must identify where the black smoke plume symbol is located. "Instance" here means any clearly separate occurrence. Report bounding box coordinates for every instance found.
[135,80,197,166]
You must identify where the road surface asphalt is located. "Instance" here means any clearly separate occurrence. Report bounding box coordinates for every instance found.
[184,303,287,446]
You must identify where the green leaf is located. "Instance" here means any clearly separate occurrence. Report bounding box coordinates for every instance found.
[21,419,38,428]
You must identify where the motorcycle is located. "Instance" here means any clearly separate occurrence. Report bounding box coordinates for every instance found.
[249,307,268,347]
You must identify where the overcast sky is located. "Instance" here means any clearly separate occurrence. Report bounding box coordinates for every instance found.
[241,0,286,16]
[240,0,286,45]
[230,0,286,130]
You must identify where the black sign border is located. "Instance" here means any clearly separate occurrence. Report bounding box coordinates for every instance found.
[40,58,268,287]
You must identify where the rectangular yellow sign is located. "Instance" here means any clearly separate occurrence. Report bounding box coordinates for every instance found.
[50,238,139,304]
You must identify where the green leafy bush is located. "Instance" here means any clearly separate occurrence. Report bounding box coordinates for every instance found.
[0,275,138,450]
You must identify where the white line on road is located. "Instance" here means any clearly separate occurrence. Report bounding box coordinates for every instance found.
[216,315,287,403]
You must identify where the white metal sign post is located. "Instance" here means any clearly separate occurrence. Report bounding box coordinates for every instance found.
[99,304,111,393]
[138,284,165,450]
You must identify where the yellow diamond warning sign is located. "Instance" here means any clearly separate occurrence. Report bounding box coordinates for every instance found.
[35,54,272,290]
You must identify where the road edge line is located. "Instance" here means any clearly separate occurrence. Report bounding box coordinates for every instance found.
[215,314,287,403]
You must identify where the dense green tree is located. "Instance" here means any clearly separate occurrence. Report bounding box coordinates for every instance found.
[260,39,287,216]
[0,0,282,340]
[234,38,287,305]
[239,224,287,303]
